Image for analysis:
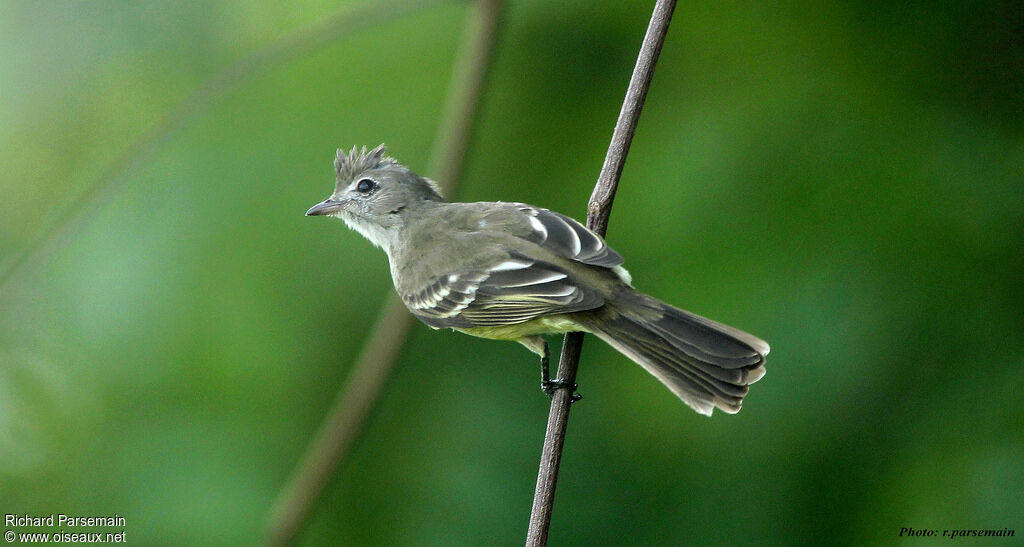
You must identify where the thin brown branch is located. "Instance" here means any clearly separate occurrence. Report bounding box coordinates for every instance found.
[0,0,447,299]
[526,1,677,545]
[263,1,505,545]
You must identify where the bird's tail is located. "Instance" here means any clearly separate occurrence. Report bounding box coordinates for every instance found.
[577,289,769,416]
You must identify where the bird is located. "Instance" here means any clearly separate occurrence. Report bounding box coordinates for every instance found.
[307,144,769,415]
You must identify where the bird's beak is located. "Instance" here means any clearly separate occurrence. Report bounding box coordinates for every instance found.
[306,198,343,216]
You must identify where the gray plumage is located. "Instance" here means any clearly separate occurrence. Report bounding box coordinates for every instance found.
[307,145,769,416]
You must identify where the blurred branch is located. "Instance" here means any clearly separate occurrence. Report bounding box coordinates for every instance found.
[263,1,504,545]
[525,1,676,545]
[0,0,447,299]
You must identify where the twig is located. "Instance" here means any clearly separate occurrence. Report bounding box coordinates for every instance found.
[0,0,446,299]
[525,1,677,545]
[263,1,505,544]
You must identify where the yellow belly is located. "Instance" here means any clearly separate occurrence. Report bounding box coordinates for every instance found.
[455,315,586,341]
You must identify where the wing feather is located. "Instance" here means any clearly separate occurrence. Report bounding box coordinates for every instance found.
[401,255,602,329]
[514,205,623,268]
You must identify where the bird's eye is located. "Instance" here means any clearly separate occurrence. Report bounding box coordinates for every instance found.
[355,179,376,194]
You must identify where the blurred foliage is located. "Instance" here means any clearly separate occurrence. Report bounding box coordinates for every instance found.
[2,0,1022,545]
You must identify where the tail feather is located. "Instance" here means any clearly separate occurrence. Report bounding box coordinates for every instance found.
[579,290,768,416]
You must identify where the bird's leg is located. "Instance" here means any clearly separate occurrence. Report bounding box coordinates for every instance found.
[523,337,581,403]
[540,340,553,389]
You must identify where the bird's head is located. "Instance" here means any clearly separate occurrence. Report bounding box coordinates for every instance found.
[306,144,444,252]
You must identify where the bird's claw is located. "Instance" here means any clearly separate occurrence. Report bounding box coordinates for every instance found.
[542,379,582,403]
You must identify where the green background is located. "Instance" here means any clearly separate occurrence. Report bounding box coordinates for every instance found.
[2,0,1022,544]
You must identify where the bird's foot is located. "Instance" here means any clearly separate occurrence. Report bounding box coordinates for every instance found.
[542,379,582,403]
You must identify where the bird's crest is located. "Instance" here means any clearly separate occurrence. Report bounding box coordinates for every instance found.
[334,144,396,183]
[332,144,444,199]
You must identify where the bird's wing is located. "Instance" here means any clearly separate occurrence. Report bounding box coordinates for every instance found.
[485,204,624,268]
[401,254,604,330]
